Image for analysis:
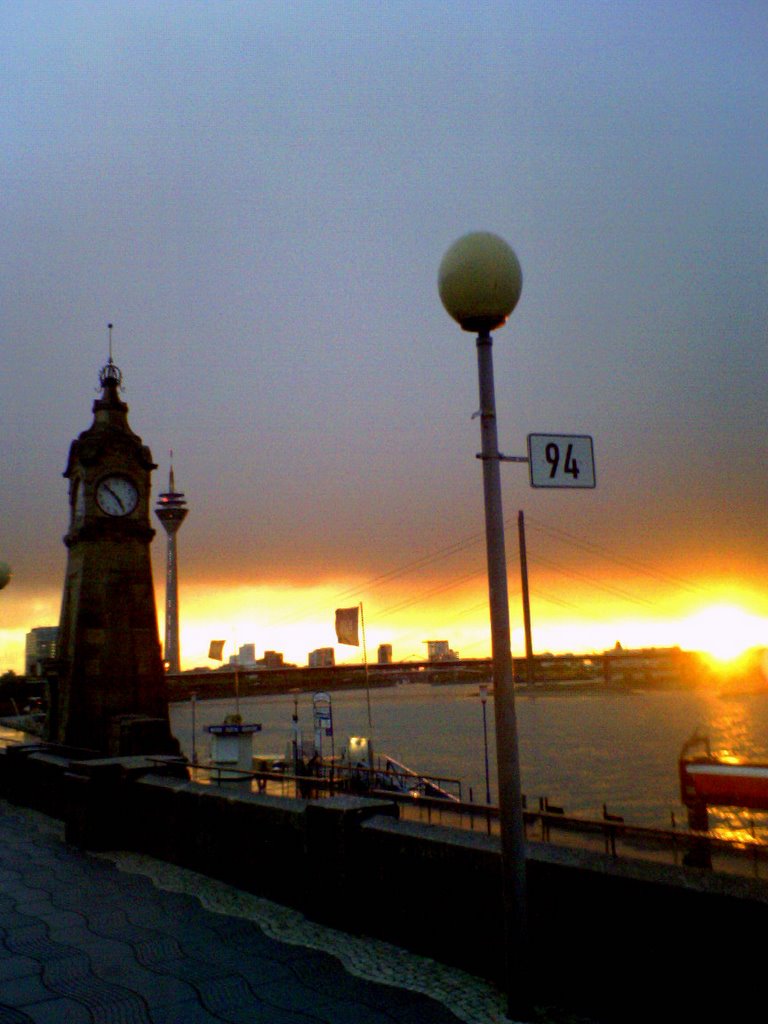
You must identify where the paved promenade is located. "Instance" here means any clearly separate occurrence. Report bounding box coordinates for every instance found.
[0,802,507,1024]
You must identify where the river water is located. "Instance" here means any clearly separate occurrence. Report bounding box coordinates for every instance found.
[170,681,768,839]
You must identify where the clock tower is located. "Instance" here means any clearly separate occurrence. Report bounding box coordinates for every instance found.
[49,353,179,756]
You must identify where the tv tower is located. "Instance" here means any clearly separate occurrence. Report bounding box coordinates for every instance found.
[154,455,188,674]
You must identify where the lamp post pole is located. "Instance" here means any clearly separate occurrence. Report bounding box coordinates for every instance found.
[438,232,531,1021]
[476,327,530,1018]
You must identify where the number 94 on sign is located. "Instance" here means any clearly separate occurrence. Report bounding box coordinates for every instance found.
[527,433,596,489]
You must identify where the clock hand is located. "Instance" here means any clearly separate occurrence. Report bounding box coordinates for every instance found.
[105,485,125,511]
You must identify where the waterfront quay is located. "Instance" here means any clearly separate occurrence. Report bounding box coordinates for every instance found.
[4,741,768,1023]
[192,759,768,884]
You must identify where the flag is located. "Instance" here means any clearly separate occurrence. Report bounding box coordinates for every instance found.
[335,607,359,646]
[208,639,225,661]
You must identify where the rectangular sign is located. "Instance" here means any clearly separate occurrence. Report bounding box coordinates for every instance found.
[527,433,596,489]
[206,723,262,735]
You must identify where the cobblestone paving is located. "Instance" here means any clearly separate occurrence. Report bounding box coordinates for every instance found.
[0,805,509,1024]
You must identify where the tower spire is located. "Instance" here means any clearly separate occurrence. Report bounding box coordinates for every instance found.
[98,322,123,396]
[155,455,189,674]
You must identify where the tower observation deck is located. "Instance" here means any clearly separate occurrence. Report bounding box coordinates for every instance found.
[154,460,188,674]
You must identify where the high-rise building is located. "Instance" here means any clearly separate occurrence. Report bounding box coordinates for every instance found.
[25,626,58,677]
[227,647,285,669]
[154,459,188,674]
[377,643,392,664]
[238,644,256,666]
[309,648,335,668]
[425,640,458,662]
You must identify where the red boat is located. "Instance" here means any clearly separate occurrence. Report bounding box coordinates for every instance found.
[679,731,768,826]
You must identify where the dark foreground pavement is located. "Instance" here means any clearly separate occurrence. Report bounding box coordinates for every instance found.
[0,803,472,1024]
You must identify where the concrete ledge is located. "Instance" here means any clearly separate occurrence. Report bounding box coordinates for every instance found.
[63,754,188,848]
[0,745,74,817]
[355,814,504,980]
[352,813,768,1018]
[123,775,314,907]
[304,796,399,929]
[529,834,768,903]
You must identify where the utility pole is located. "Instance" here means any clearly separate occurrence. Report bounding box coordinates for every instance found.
[518,510,535,685]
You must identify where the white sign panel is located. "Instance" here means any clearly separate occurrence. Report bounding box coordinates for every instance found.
[527,434,596,489]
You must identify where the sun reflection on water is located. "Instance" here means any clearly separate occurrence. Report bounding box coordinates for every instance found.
[683,689,768,842]
[707,807,768,846]
[691,689,768,763]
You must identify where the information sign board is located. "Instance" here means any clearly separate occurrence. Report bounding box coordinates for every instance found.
[527,433,596,489]
[206,723,262,735]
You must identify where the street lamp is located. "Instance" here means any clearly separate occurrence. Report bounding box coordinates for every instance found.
[438,232,530,1021]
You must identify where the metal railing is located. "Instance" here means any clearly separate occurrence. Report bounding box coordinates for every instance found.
[187,758,462,801]
[390,791,768,879]
[181,760,768,880]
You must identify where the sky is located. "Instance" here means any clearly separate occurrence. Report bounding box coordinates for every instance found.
[1,1,767,673]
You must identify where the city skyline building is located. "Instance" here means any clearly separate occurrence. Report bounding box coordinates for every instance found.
[25,626,58,678]
[154,458,188,674]
[309,647,335,668]
[225,646,285,670]
[425,640,458,663]
[377,644,392,665]
[235,644,257,667]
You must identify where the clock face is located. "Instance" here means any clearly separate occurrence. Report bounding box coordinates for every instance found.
[96,475,139,517]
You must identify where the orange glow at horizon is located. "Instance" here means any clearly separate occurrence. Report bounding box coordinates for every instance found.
[168,581,767,672]
[1,578,765,676]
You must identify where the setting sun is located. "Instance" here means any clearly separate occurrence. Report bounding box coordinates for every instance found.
[676,604,766,664]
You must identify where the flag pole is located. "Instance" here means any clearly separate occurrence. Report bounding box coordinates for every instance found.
[360,602,373,739]
[233,631,240,720]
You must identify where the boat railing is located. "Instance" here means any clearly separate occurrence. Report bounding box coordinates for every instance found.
[679,728,713,761]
